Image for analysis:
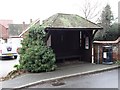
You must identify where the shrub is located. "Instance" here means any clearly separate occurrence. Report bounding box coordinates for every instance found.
[17,25,56,73]
[116,60,120,65]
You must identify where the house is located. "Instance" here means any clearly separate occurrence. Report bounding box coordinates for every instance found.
[19,18,40,37]
[19,13,102,63]
[93,37,120,63]
[0,20,13,42]
[8,22,29,37]
[6,22,29,48]
[0,20,13,28]
[0,24,9,43]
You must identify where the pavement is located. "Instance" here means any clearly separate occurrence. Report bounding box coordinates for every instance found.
[1,62,119,89]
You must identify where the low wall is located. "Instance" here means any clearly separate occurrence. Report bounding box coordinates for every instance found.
[93,43,120,64]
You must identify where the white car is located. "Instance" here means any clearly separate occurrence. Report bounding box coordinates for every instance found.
[0,43,18,59]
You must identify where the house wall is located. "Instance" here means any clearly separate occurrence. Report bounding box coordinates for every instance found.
[2,28,9,40]
[0,24,8,40]
[0,39,4,44]
[0,20,13,28]
[0,38,6,44]
[0,25,2,38]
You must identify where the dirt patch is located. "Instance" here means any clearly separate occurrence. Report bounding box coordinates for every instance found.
[0,70,28,81]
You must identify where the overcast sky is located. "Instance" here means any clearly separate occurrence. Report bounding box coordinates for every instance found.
[0,0,119,24]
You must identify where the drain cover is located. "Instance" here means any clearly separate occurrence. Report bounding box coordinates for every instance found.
[52,80,65,86]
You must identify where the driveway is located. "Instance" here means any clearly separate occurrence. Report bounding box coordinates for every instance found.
[0,55,20,78]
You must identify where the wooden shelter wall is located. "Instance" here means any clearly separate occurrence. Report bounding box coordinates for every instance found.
[51,30,80,59]
[49,29,93,63]
[81,31,93,62]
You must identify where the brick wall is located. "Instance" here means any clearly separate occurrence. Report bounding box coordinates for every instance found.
[2,28,9,39]
[0,20,13,28]
[0,25,2,38]
[0,24,8,39]
[93,42,120,64]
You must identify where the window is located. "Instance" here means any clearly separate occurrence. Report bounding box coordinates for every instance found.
[85,37,89,49]
[80,31,82,47]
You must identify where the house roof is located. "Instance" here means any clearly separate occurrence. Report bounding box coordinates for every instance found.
[19,13,103,37]
[8,24,29,36]
[19,18,40,37]
[0,20,13,28]
[42,13,102,29]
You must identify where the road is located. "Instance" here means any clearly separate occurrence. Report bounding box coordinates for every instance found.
[0,55,20,78]
[29,69,118,88]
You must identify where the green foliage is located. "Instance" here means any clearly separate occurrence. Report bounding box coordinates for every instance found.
[100,4,114,28]
[94,23,120,41]
[17,25,56,73]
[14,64,21,70]
[94,4,120,41]
[116,60,120,65]
[104,23,119,40]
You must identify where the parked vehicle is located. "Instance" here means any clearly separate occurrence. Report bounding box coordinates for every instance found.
[0,43,18,59]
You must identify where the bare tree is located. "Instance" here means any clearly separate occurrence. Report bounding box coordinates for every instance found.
[80,0,102,21]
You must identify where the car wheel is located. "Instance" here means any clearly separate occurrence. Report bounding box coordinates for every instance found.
[14,56,17,59]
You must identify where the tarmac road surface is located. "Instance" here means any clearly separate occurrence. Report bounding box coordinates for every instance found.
[29,69,119,88]
[0,55,20,78]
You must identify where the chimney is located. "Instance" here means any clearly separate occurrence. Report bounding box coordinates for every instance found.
[30,19,32,23]
[22,21,25,31]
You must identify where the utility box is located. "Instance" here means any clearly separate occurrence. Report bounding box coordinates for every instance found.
[102,46,113,64]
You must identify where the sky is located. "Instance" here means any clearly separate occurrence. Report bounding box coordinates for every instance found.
[0,0,119,24]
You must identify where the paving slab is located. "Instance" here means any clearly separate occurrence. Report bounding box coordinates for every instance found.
[1,63,119,89]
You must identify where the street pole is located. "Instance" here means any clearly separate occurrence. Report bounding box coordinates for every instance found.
[92,46,94,64]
